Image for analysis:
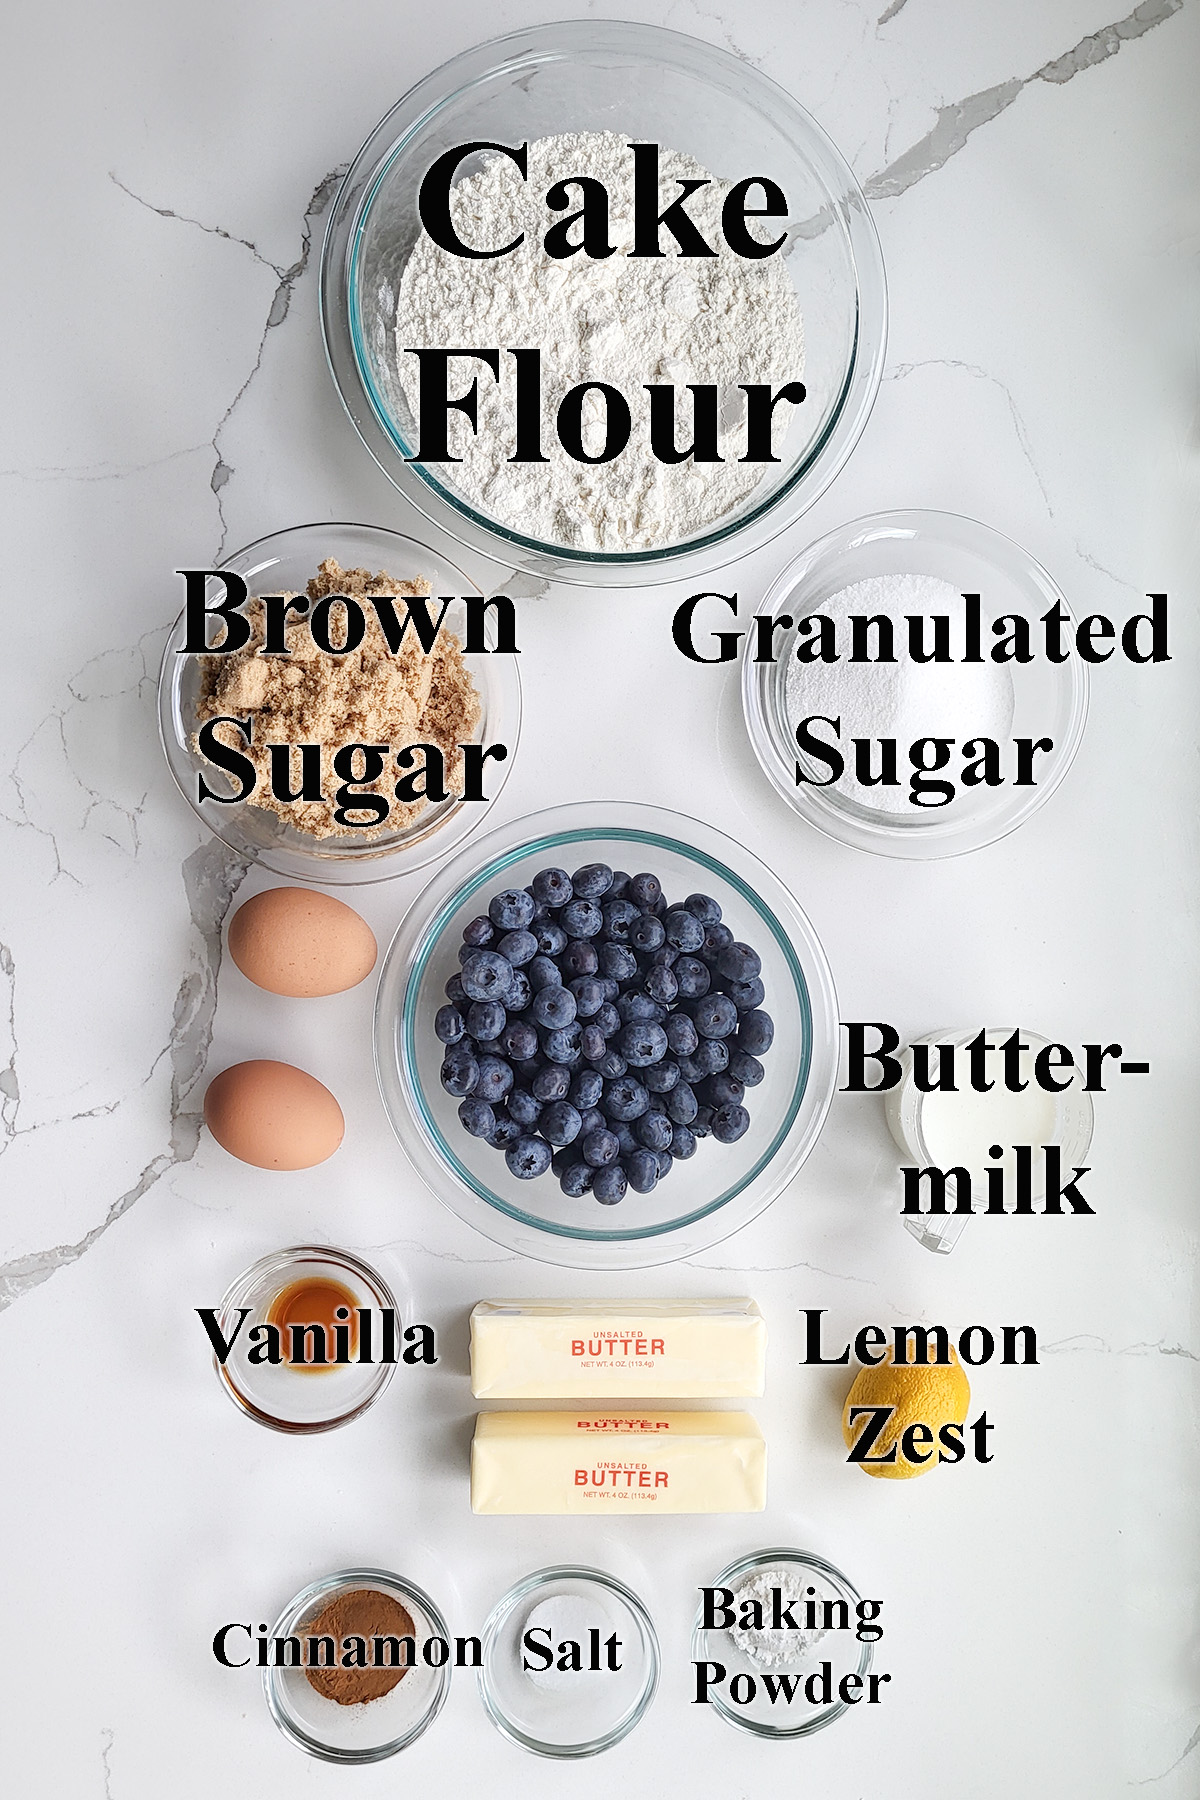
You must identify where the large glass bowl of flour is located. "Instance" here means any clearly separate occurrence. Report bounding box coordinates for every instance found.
[320,22,886,588]
[741,510,1091,858]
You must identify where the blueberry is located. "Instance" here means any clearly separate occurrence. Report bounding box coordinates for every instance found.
[613,1122,639,1159]
[599,977,620,1001]
[726,976,766,1012]
[542,1023,583,1064]
[664,908,705,952]
[607,871,631,899]
[532,1064,571,1103]
[635,1110,673,1151]
[628,912,665,953]
[474,1036,505,1059]
[508,1087,543,1127]
[533,985,577,1030]
[534,920,568,957]
[665,1012,698,1056]
[489,889,536,932]
[461,950,514,1002]
[598,1049,627,1079]
[532,867,573,908]
[728,1050,765,1087]
[737,1010,775,1056]
[691,1103,714,1138]
[512,1056,542,1083]
[474,1056,514,1104]
[580,1023,607,1062]
[570,1069,604,1109]
[717,941,762,984]
[683,892,722,925]
[541,1100,582,1146]
[599,942,638,982]
[577,1107,605,1138]
[665,1081,698,1124]
[674,1055,703,1083]
[502,1019,538,1062]
[594,1003,621,1038]
[700,921,734,964]
[571,862,613,900]
[458,1097,495,1138]
[444,973,466,1008]
[561,939,599,977]
[569,976,606,1019]
[582,1128,620,1167]
[711,1103,750,1144]
[692,992,738,1039]
[619,1022,668,1067]
[505,970,533,1013]
[592,1164,628,1204]
[462,915,495,947]
[487,1109,522,1149]
[691,1036,729,1075]
[675,956,711,1000]
[434,1005,465,1044]
[643,1059,681,1093]
[650,943,679,968]
[628,872,663,909]
[506,1136,552,1179]
[626,1149,660,1194]
[601,898,641,942]
[670,1124,697,1160]
[440,1047,478,1097]
[497,929,537,968]
[527,954,561,992]
[561,898,603,938]
[704,1073,745,1109]
[616,991,662,1025]
[654,1148,674,1178]
[603,1076,649,1121]
[644,962,678,1006]
[559,1161,593,1198]
[466,998,506,1042]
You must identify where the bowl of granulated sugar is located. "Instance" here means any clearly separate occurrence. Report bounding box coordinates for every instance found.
[320,21,887,588]
[741,510,1090,859]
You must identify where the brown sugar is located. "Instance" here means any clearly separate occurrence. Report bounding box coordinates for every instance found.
[303,1587,419,1705]
[195,558,481,839]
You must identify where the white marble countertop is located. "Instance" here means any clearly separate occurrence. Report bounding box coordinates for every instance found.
[2,2,1197,1795]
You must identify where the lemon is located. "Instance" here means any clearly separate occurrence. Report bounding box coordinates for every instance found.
[842,1347,971,1480]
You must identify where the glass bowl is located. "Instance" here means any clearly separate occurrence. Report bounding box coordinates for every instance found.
[320,21,887,587]
[478,1566,659,1758]
[264,1568,451,1762]
[741,510,1090,858]
[692,1548,874,1739]
[885,1026,1096,1254]
[373,801,839,1270]
[157,521,521,886]
[211,1245,399,1433]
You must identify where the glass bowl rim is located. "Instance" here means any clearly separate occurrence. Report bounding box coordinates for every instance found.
[691,1545,873,1739]
[319,18,888,585]
[156,518,522,885]
[372,800,841,1267]
[740,506,1091,860]
[477,1562,660,1759]
[263,1565,452,1762]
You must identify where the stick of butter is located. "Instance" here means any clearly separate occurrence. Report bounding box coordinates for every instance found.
[469,1299,766,1399]
[470,1410,766,1514]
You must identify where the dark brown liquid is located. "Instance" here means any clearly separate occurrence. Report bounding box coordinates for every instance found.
[266,1275,359,1373]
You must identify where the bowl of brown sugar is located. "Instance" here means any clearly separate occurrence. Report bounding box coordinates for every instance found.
[264,1568,453,1761]
[159,522,521,885]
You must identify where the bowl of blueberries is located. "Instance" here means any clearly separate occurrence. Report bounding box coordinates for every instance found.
[374,802,839,1268]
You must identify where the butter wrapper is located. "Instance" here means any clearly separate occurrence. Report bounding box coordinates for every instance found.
[470,1409,766,1514]
[469,1298,766,1399]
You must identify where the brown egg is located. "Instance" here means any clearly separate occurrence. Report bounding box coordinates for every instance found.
[228,887,378,998]
[203,1060,344,1170]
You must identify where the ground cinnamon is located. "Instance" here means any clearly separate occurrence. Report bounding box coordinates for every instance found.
[303,1587,418,1705]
